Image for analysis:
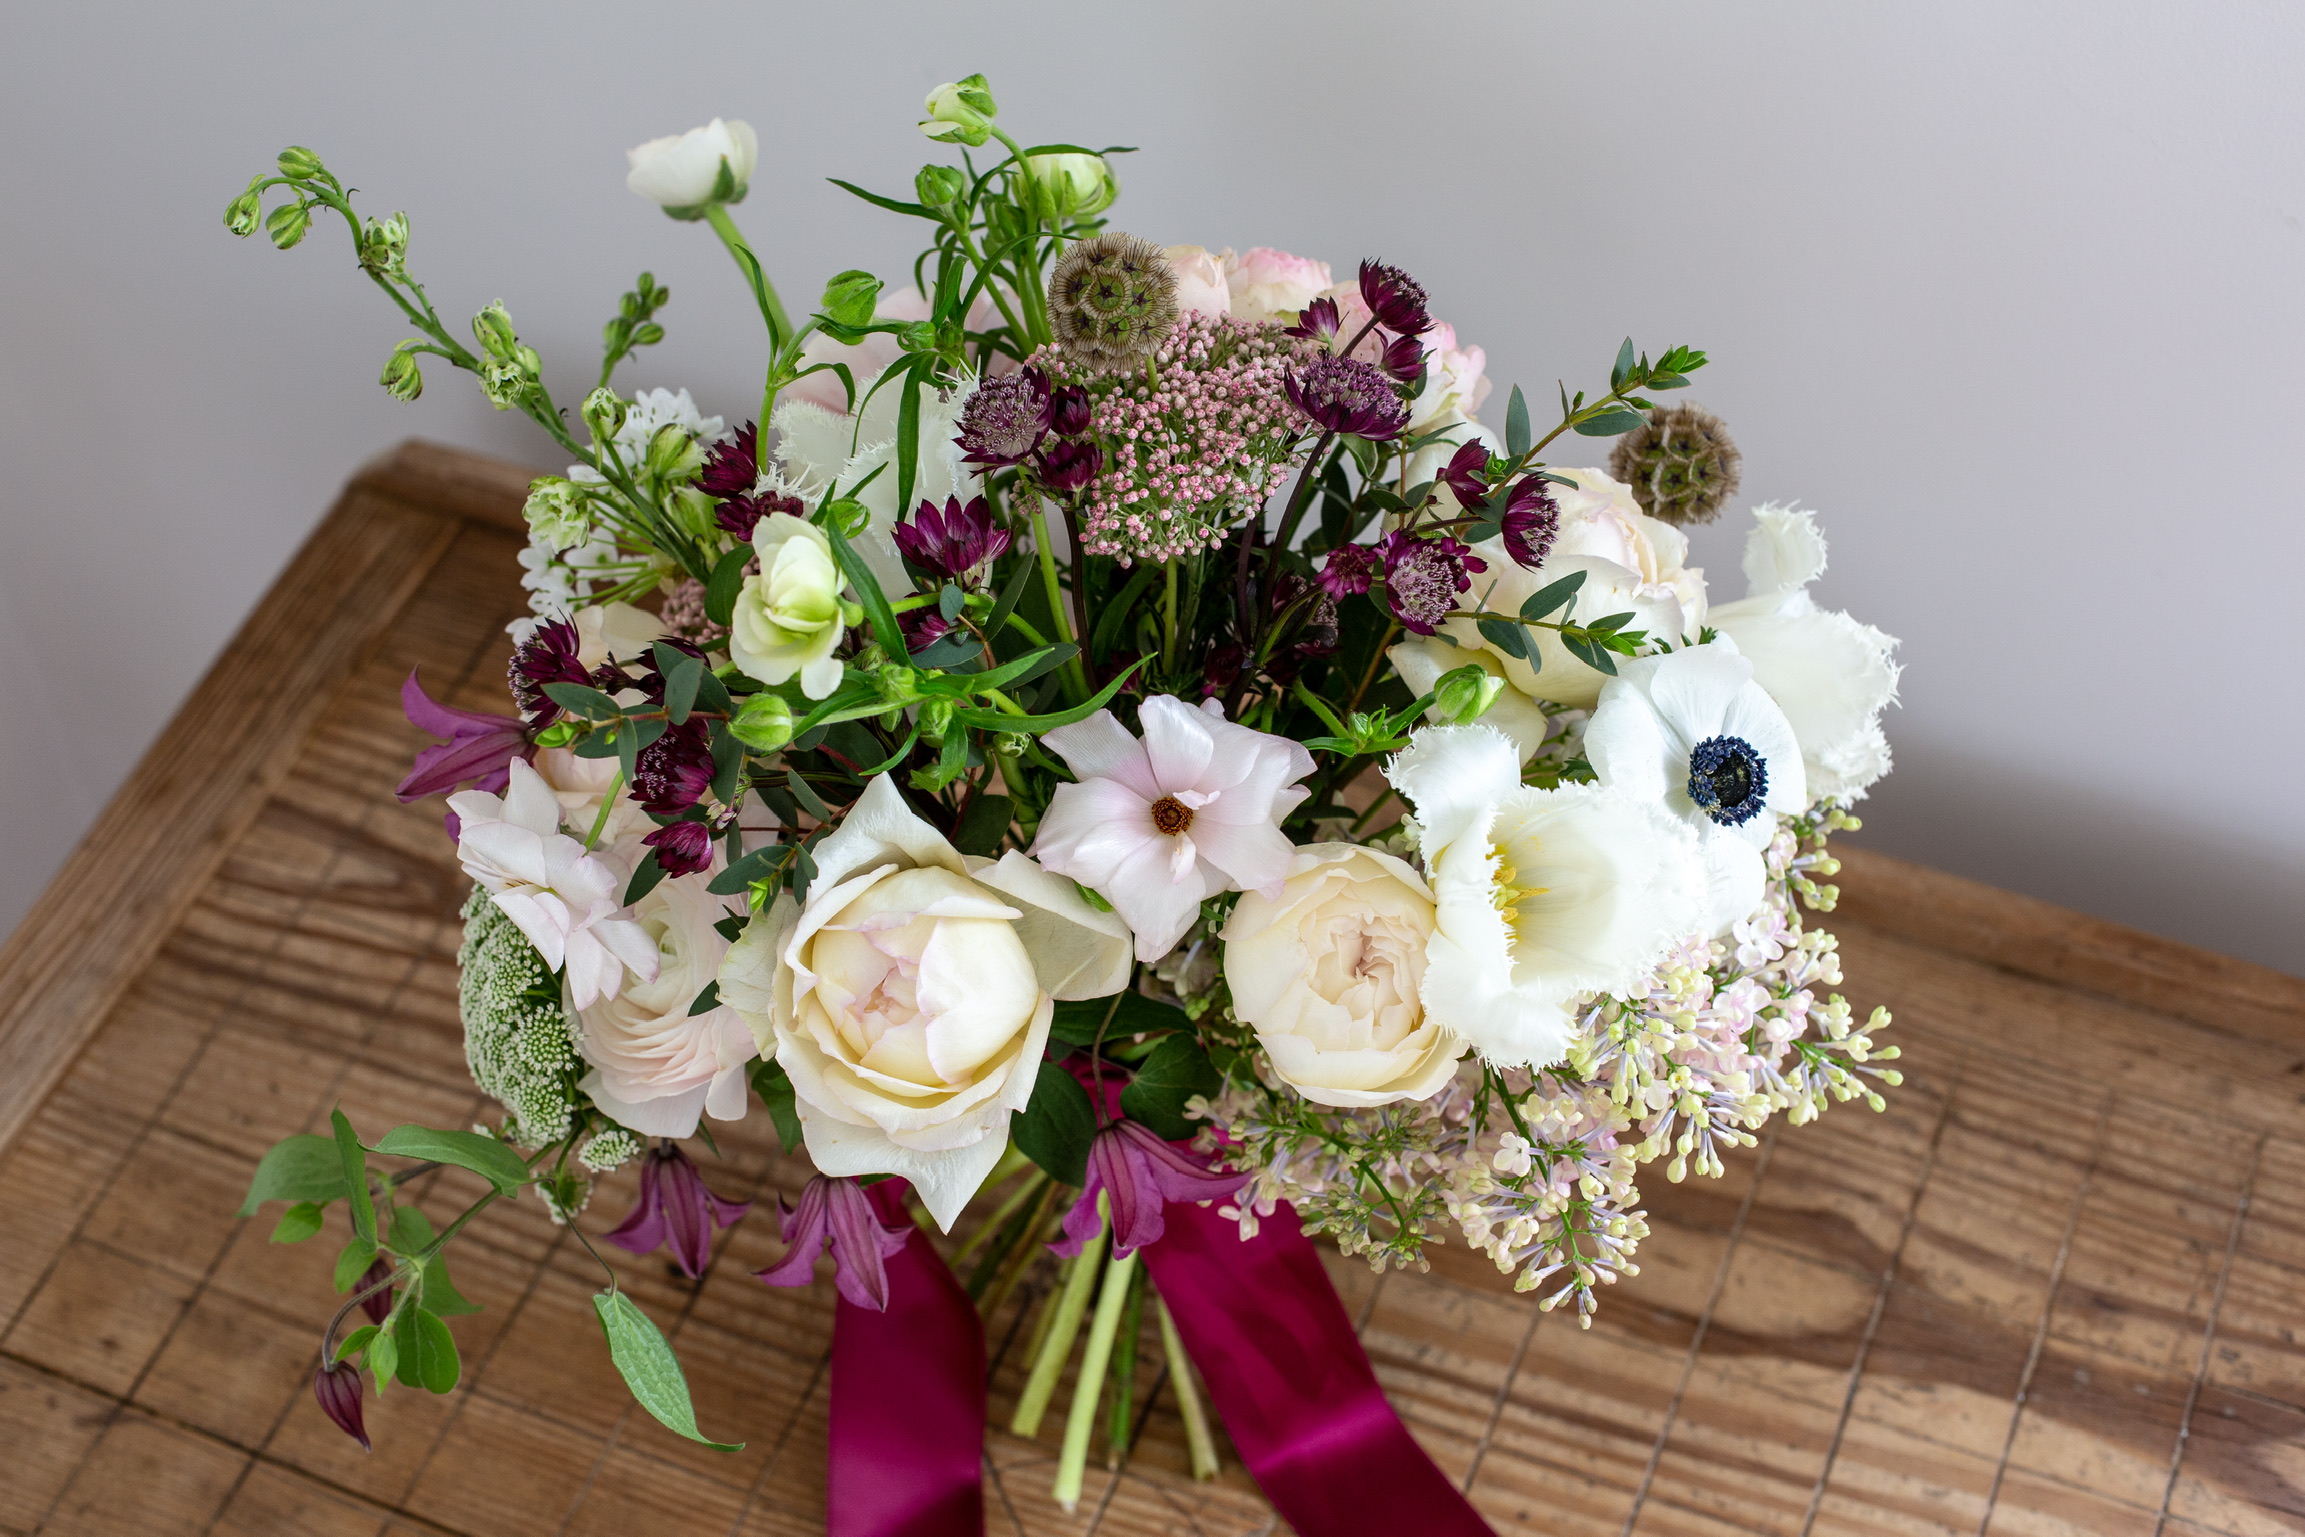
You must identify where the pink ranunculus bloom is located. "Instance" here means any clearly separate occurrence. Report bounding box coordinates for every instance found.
[1162,245,1232,320]
[1031,695,1314,962]
[1223,247,1333,323]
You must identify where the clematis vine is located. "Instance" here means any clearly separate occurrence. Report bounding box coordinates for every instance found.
[1051,1119,1247,1259]
[755,1174,913,1310]
[601,1141,751,1279]
[395,671,528,802]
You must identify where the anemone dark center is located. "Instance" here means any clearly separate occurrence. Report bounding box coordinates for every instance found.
[1686,735,1768,827]
[1150,795,1196,836]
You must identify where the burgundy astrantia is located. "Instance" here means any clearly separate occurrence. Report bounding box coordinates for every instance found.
[1047,383,1094,438]
[755,1175,913,1311]
[1500,476,1562,571]
[1358,259,1433,336]
[601,1142,751,1280]
[642,820,713,876]
[1317,542,1379,600]
[1376,330,1425,386]
[1036,437,1104,494]
[1437,440,1492,508]
[902,607,956,653]
[698,421,758,499]
[1378,529,1487,635]
[892,495,1013,582]
[632,716,714,815]
[312,1361,370,1451]
[955,367,1053,467]
[1051,1120,1248,1260]
[716,488,803,540]
[395,671,527,802]
[1285,353,1409,441]
[1201,640,1246,699]
[1284,294,1341,345]
[508,618,593,727]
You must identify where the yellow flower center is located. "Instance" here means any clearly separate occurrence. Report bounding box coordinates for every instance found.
[1489,841,1549,946]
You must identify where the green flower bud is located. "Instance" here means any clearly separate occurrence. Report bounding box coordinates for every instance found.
[1432,663,1505,724]
[357,211,409,275]
[877,666,922,707]
[472,302,519,360]
[1027,153,1118,219]
[522,476,591,551]
[275,145,326,180]
[822,498,871,538]
[644,422,703,482]
[223,179,264,238]
[379,346,424,402]
[533,719,579,749]
[728,693,795,752]
[264,201,311,250]
[920,74,996,145]
[580,386,626,445]
[820,269,881,332]
[915,164,967,209]
[917,697,956,743]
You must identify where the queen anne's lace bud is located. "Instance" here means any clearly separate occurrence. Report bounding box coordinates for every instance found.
[456,888,583,1146]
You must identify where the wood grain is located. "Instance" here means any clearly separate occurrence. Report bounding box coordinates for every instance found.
[1,441,2300,1537]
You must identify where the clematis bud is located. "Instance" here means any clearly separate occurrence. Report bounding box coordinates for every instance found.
[379,346,424,403]
[276,145,326,180]
[223,179,264,237]
[755,1175,913,1311]
[354,1257,395,1325]
[729,693,794,752]
[312,1362,370,1451]
[920,75,997,146]
[1432,664,1505,724]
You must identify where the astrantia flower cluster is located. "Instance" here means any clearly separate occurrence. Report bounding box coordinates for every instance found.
[230,80,1902,1510]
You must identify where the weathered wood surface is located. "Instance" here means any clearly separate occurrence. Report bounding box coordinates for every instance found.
[1,440,2301,1536]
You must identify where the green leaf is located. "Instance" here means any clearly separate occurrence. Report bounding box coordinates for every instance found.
[937,583,965,621]
[965,642,1078,695]
[821,521,905,657]
[1015,1060,1097,1186]
[748,1059,803,1153]
[894,355,926,538]
[658,646,704,723]
[687,981,722,1017]
[239,1134,349,1216]
[1088,564,1158,662]
[1611,337,1636,391]
[543,681,622,721]
[593,1290,745,1450]
[1476,616,1531,661]
[331,1109,376,1243]
[365,1324,398,1390]
[1573,408,1648,438]
[333,1236,379,1294]
[1519,569,1587,622]
[1050,991,1190,1046]
[951,794,1014,857]
[1505,384,1531,459]
[784,771,832,822]
[826,176,935,219]
[393,1305,461,1395]
[705,545,750,629]
[623,851,669,906]
[983,556,1035,641]
[270,1202,326,1244]
[419,1254,483,1317]
[706,843,784,896]
[950,657,1148,733]
[335,1324,378,1364]
[1119,1033,1221,1142]
[370,1125,531,1196]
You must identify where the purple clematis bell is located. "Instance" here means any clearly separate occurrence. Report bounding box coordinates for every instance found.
[1051,1120,1248,1260]
[755,1175,913,1311]
[312,1360,370,1451]
[395,671,529,804]
[601,1142,751,1280]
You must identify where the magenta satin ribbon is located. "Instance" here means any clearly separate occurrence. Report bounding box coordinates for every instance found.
[1140,1198,1496,1536]
[828,1181,984,1537]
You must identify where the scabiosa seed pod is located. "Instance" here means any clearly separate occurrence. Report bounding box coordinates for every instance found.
[1358,260,1433,336]
[1500,476,1562,570]
[1608,403,1744,525]
[1285,354,1410,441]
[954,368,1053,467]
[642,820,713,876]
[1377,530,1486,635]
[1047,231,1179,374]
[1036,437,1104,493]
[1048,383,1094,438]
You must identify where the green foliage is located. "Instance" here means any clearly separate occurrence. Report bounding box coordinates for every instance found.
[369,1125,531,1196]
[1015,1060,1097,1186]
[239,1135,349,1217]
[748,1059,804,1153]
[1049,991,1189,1047]
[593,1291,744,1450]
[1119,1034,1221,1142]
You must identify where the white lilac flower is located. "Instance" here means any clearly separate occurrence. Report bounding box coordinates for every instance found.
[1582,641,1807,935]
[1706,504,1900,801]
[1385,724,1705,1068]
[1032,695,1315,963]
[448,759,659,1009]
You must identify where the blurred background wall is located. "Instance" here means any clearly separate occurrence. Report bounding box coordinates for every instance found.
[1,0,2298,972]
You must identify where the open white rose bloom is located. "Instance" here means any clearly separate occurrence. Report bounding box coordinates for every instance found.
[233,84,1909,1488]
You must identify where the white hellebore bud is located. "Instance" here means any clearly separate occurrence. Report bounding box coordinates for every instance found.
[716,775,1132,1229]
[728,517,847,700]
[624,118,758,215]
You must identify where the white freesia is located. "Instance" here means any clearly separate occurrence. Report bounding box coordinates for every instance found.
[1706,505,1900,801]
[624,119,757,209]
[1386,725,1704,1068]
[447,759,658,1010]
[1032,696,1315,962]
[1583,641,1807,935]
[728,516,847,699]
[717,775,1131,1229]
[576,874,755,1138]
[1222,844,1463,1107]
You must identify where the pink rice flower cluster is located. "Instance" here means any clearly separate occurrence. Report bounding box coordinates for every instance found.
[1044,313,1316,564]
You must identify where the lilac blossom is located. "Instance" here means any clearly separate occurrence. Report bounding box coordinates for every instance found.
[1051,1120,1247,1259]
[601,1142,751,1280]
[755,1175,912,1311]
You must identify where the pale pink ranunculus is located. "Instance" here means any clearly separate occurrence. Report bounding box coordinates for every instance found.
[1032,696,1315,962]
[1162,245,1232,320]
[1407,321,1491,432]
[1224,247,1333,323]
[575,872,756,1138]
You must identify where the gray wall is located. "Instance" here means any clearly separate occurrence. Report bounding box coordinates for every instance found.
[2,0,2299,973]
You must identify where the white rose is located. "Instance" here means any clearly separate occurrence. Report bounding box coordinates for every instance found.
[718,775,1132,1228]
[729,517,847,700]
[1706,505,1900,802]
[1221,844,1463,1107]
[624,118,757,210]
[576,874,755,1138]
[1162,245,1232,320]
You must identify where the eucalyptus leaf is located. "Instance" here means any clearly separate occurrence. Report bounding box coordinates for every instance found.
[1505,384,1531,459]
[951,793,1013,857]
[593,1290,745,1450]
[705,546,750,629]
[623,851,669,907]
[1573,408,1648,438]
[543,682,622,721]
[1518,569,1587,622]
[1476,616,1531,660]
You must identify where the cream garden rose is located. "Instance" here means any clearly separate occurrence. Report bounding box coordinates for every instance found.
[718,775,1131,1228]
[1221,844,1463,1107]
[729,516,848,699]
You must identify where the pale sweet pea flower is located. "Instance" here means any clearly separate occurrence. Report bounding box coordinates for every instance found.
[717,775,1130,1229]
[1162,245,1232,319]
[1032,696,1315,962]
[1221,844,1464,1107]
[625,119,757,210]
[1223,248,1333,323]
[1583,641,1808,935]
[728,516,847,699]
[448,760,658,1010]
[1386,725,1704,1068]
[576,874,756,1138]
[1706,505,1900,801]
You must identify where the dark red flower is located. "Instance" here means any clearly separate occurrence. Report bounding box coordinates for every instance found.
[508,619,593,727]
[643,820,713,876]
[1377,331,1426,385]
[755,1175,912,1311]
[1285,354,1409,441]
[1200,641,1245,698]
[1284,294,1341,345]
[395,671,527,802]
[1048,384,1095,438]
[312,1361,370,1451]
[602,1142,751,1280]
[892,495,1012,582]
[1358,260,1432,336]
[715,489,802,540]
[355,1256,394,1326]
[1437,440,1492,508]
[1051,1121,1247,1259]
[1378,530,1486,635]
[698,422,758,499]
[632,717,714,816]
[1036,438,1104,494]
[955,368,1053,467]
[1317,543,1380,599]
[1500,477,1561,571]
[903,607,956,653]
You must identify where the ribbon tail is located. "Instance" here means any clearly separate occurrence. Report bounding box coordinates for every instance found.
[1141,1199,1495,1537]
[829,1181,985,1537]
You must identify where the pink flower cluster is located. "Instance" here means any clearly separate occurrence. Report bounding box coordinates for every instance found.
[1049,314,1315,564]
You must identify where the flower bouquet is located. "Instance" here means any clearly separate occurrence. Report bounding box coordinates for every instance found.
[225,77,1902,1536]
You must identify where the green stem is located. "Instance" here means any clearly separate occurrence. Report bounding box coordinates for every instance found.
[1160,559,1180,674]
[1011,1214,1104,1437]
[1055,1200,1139,1511]
[1021,491,1089,700]
[1105,1260,1147,1465]
[1156,1295,1220,1479]
[1272,431,1336,554]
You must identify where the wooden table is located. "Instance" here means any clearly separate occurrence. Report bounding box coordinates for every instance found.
[2,442,2301,1537]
